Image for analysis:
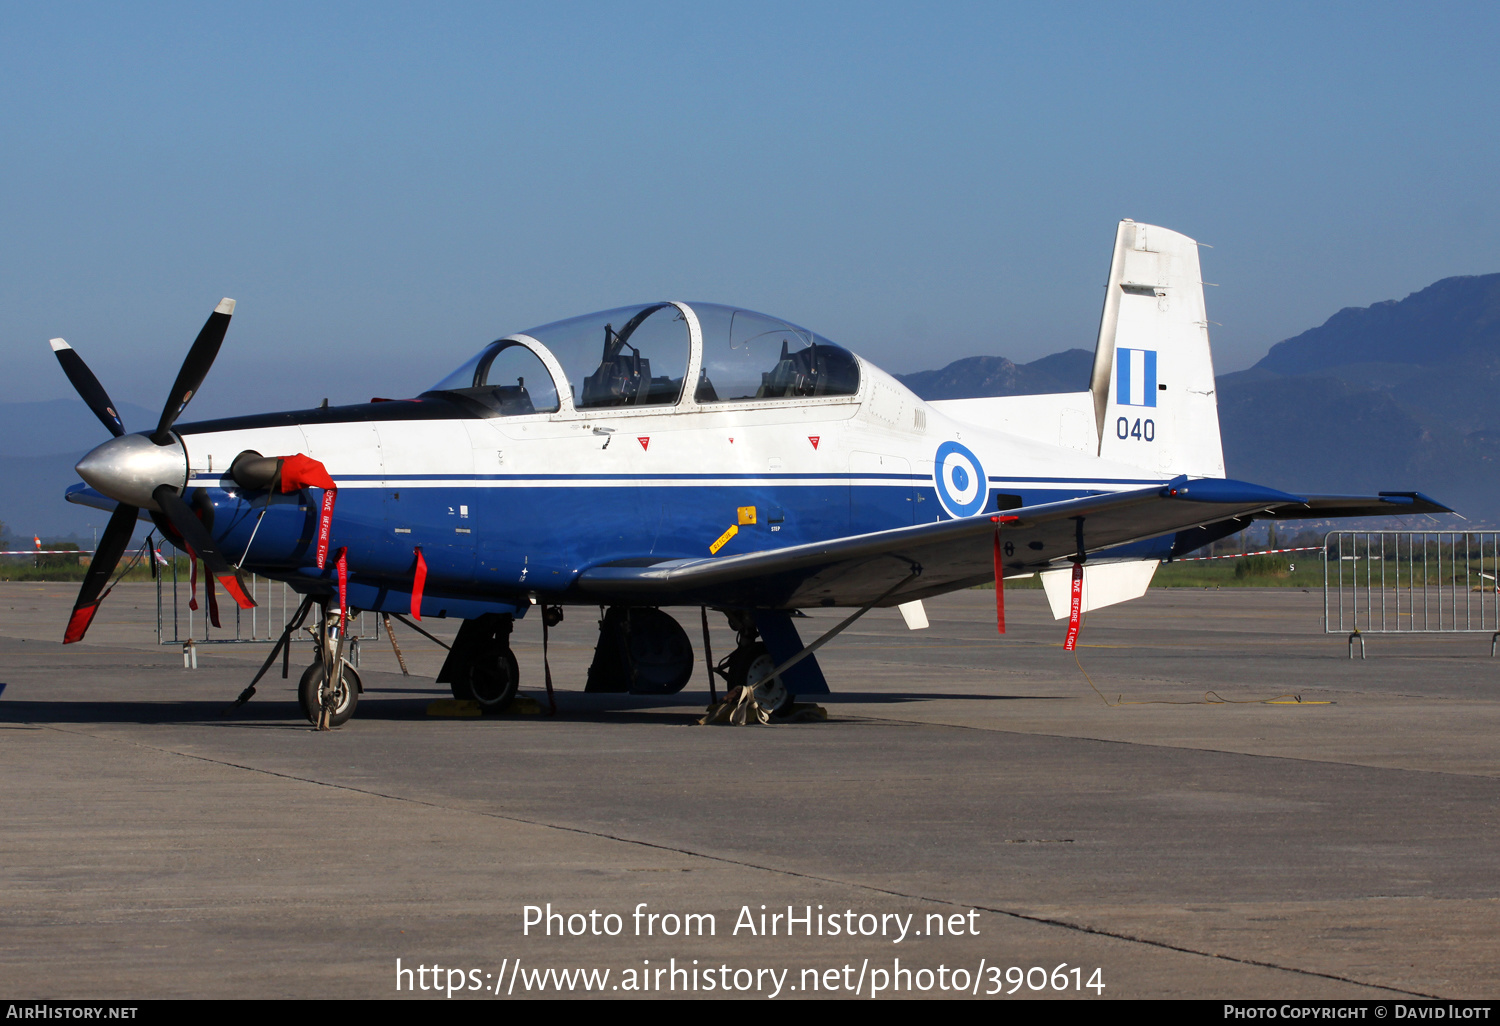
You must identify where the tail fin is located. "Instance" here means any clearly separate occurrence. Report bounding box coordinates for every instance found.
[1089,221,1225,478]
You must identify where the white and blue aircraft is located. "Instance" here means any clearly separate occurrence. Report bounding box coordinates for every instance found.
[54,221,1449,725]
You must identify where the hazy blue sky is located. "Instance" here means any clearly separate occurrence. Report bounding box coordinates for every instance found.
[3,1,1497,419]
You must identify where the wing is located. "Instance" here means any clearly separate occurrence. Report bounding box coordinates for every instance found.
[577,477,1452,609]
[66,482,140,516]
[1255,491,1450,520]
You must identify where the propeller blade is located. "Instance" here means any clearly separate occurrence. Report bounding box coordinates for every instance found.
[63,502,139,643]
[152,298,235,444]
[49,339,125,437]
[152,485,256,609]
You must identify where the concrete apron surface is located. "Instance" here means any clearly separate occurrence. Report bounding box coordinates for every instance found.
[0,581,1496,999]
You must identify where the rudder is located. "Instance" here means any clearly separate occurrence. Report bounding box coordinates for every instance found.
[1089,221,1225,478]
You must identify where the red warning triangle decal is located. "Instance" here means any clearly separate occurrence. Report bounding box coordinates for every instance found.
[637,437,650,450]
[808,436,820,449]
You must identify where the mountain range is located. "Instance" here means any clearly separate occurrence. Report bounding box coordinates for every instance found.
[3,275,1495,542]
[894,274,1500,525]
[1215,275,1500,521]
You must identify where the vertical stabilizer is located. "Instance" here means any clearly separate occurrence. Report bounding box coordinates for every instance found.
[1089,221,1224,478]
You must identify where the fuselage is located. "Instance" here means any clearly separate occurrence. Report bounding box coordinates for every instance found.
[152,355,1173,620]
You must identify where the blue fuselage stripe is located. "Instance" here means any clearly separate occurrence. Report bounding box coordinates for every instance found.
[200,477,1172,613]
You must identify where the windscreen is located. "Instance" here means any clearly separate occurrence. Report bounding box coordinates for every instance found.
[426,340,559,415]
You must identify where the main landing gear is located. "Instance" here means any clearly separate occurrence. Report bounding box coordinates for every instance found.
[585,606,695,694]
[235,597,829,729]
[438,613,521,713]
[717,610,792,716]
[582,605,803,713]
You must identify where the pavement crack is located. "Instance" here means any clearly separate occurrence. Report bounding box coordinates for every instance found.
[38,722,1449,1000]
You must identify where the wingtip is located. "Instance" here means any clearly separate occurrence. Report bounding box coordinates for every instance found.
[215,298,236,315]
[49,338,71,352]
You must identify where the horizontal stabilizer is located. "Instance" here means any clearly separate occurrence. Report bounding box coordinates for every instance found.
[1040,561,1158,619]
[897,600,930,629]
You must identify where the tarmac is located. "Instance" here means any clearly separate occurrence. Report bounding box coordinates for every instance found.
[1,580,1497,1000]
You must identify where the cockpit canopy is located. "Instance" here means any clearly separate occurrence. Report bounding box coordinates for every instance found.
[426,302,859,415]
[691,304,860,403]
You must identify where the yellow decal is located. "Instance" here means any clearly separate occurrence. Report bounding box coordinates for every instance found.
[737,506,757,525]
[710,524,739,554]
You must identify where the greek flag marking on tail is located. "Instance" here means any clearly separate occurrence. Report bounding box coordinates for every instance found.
[1116,348,1158,408]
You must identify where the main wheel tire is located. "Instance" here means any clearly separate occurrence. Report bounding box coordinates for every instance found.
[726,641,791,716]
[621,608,694,695]
[298,661,361,727]
[452,648,520,712]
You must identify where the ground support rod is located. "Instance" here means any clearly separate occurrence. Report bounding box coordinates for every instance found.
[762,568,920,688]
[224,594,317,714]
[389,611,451,650]
[700,606,723,703]
[382,613,410,675]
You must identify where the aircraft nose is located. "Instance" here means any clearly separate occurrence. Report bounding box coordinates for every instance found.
[76,433,189,510]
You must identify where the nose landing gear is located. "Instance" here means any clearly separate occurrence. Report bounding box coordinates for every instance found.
[301,603,364,729]
[298,659,360,727]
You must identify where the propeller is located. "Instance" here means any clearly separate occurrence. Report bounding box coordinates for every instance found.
[52,298,253,644]
[153,298,234,444]
[63,501,140,644]
[49,339,125,437]
[153,484,254,607]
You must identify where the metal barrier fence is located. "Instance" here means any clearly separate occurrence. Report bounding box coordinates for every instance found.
[1324,531,1500,658]
[155,556,379,667]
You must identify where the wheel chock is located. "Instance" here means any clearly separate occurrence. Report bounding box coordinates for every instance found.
[426,694,546,718]
[509,693,545,715]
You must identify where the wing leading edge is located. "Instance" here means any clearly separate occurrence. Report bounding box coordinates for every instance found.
[576,479,1453,609]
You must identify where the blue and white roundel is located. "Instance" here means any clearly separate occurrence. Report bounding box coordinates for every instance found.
[933,440,987,518]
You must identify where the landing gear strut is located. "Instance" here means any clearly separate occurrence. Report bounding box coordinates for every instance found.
[438,613,520,713]
[300,602,363,728]
[719,611,791,715]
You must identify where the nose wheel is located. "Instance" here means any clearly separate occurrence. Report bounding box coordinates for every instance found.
[298,602,364,728]
[298,660,361,727]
